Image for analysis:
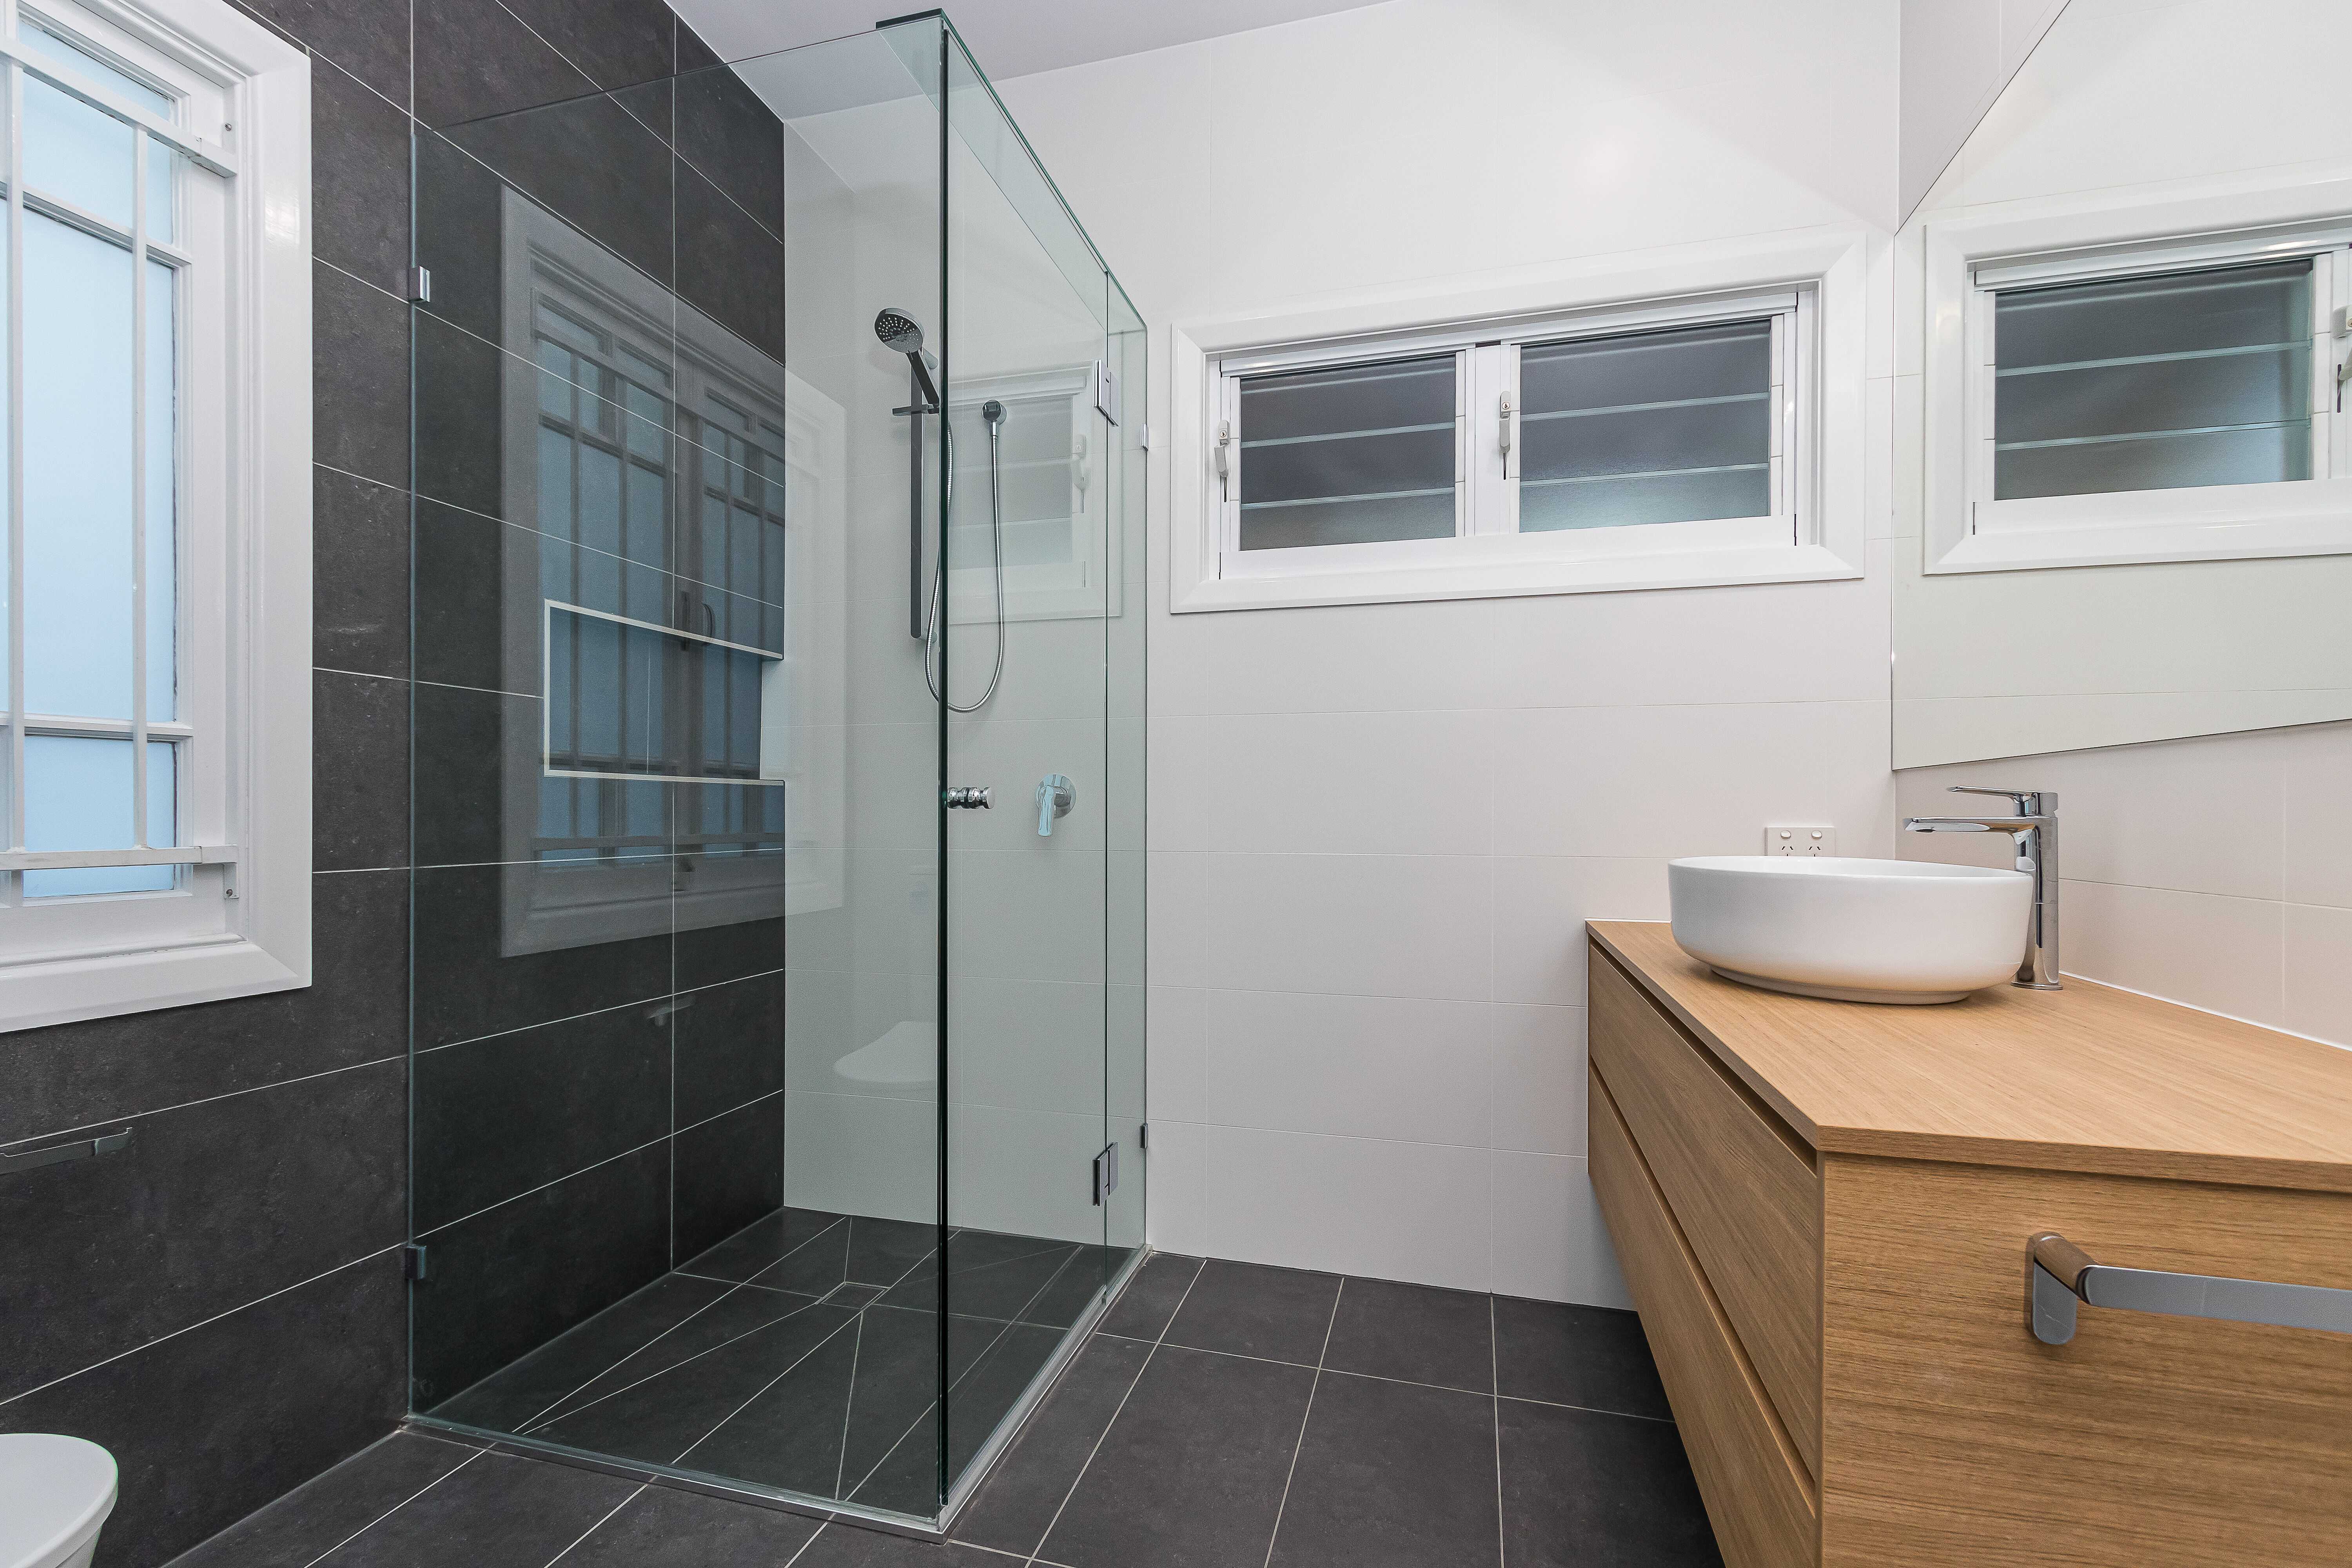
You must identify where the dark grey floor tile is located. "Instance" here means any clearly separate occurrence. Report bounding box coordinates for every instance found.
[1493,1297,1672,1421]
[1322,1276,1495,1394]
[1096,1252,1200,1342]
[1497,1401,1721,1568]
[557,1480,824,1566]
[952,1333,1148,1557]
[430,1274,735,1434]
[535,1300,858,1471]
[173,1433,473,1568]
[887,1232,1081,1322]
[1024,1246,1117,1330]
[522,1282,832,1432]
[1161,1259,1341,1367]
[682,1206,847,1285]
[317,1450,637,1566]
[940,1323,1065,1493]
[1268,1372,1500,1568]
[1039,1345,1314,1568]
[793,1522,1007,1567]
[836,1303,950,1492]
[669,1313,864,1496]
[845,1216,942,1290]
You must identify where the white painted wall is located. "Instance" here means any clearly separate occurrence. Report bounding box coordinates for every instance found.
[1890,0,2352,1050]
[996,0,1903,1305]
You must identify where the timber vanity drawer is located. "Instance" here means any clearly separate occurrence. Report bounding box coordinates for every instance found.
[1585,921,2352,1568]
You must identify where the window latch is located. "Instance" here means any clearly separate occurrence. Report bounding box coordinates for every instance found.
[1214,419,1232,499]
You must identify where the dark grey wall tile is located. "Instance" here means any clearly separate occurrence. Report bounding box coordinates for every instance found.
[0,1251,405,1568]
[313,56,412,294]
[676,67,782,234]
[412,1002,670,1233]
[413,130,506,344]
[412,498,503,690]
[316,466,410,677]
[426,1271,731,1432]
[413,312,504,518]
[314,260,412,488]
[448,95,673,287]
[414,0,595,128]
[315,670,410,871]
[673,969,783,1126]
[501,0,677,94]
[1,1060,405,1399]
[672,1094,782,1263]
[235,0,412,108]
[410,860,673,1047]
[174,1433,477,1568]
[0,869,405,1143]
[673,898,784,992]
[410,1141,671,1405]
[677,160,784,367]
[676,19,720,73]
[410,681,517,867]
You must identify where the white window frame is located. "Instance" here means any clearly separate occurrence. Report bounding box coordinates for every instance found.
[1169,228,1870,612]
[1923,172,2352,574]
[497,191,846,958]
[0,0,308,1033]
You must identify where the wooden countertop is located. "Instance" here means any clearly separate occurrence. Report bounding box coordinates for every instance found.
[1588,920,2352,1193]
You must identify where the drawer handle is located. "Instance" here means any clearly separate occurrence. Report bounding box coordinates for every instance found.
[2027,1231,2352,1346]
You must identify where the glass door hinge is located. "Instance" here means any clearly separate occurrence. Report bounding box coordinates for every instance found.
[1091,1142,1119,1205]
[408,266,432,304]
[1138,1122,1148,1150]
[403,1243,430,1281]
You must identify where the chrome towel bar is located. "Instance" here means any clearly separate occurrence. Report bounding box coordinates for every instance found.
[0,1128,131,1178]
[2027,1230,2352,1345]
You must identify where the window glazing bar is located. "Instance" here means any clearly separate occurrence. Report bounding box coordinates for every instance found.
[1993,418,2310,452]
[1236,485,1455,510]
[0,34,230,174]
[1520,461,1771,487]
[1239,421,1453,448]
[1997,341,2310,378]
[1521,392,1769,422]
[0,181,190,263]
[6,45,25,893]
[131,123,147,851]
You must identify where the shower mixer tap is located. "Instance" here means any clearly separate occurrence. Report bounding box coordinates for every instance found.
[1036,774,1075,836]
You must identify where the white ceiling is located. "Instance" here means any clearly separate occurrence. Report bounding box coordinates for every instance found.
[670,0,1394,81]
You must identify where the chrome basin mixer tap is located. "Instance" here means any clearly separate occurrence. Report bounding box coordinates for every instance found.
[1901,786,2060,990]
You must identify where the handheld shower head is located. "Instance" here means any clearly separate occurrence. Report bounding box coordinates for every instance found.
[875,309,940,409]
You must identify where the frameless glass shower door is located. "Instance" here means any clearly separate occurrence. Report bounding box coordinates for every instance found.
[405,12,1144,1530]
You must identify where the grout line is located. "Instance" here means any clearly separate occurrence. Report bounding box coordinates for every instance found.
[0,1051,405,1153]
[294,1448,487,1568]
[1093,1332,1674,1423]
[1259,1279,1343,1568]
[313,252,407,307]
[1492,1296,1506,1567]
[315,664,407,685]
[414,1132,672,1241]
[1023,1255,1206,1567]
[411,675,539,701]
[540,1483,646,1567]
[413,970,786,1057]
[662,1312,864,1470]
[314,459,409,495]
[831,1313,865,1498]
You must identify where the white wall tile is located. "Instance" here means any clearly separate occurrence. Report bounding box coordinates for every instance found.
[1176,710,1498,857]
[784,1089,937,1225]
[1203,853,1493,1002]
[1147,852,1208,987]
[2283,904,2352,1050]
[1147,985,1208,1123]
[1492,857,1670,1007]
[1181,1123,1495,1292]
[1492,1005,1587,1158]
[2282,722,2352,911]
[1201,990,1491,1147]
[1491,1152,1632,1308]
[2060,878,2286,1028]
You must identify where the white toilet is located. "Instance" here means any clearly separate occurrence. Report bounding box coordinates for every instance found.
[0,1436,116,1568]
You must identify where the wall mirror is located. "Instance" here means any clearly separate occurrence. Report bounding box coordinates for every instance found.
[1893,0,2352,769]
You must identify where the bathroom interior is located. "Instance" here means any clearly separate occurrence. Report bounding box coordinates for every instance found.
[1,0,2348,1565]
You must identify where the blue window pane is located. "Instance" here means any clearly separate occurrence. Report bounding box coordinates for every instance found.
[23,77,134,227]
[23,737,174,897]
[24,214,134,720]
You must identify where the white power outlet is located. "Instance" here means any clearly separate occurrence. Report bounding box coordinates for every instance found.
[1766,823,1837,857]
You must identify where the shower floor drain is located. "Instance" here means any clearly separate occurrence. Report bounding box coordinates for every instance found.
[821,1282,887,1310]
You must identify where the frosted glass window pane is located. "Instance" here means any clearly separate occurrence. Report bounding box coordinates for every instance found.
[23,737,174,897]
[23,76,134,227]
[1238,354,1457,549]
[147,259,176,720]
[1517,319,1771,532]
[1994,259,2313,500]
[24,214,134,720]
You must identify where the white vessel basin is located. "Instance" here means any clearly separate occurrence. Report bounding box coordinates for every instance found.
[1668,856,2034,1004]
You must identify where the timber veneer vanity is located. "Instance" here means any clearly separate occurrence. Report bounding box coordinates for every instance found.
[1584,921,2352,1568]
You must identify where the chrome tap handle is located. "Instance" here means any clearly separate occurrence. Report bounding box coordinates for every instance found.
[1946,785,2055,815]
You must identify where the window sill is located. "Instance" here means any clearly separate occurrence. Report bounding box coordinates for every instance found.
[0,931,305,1033]
[1930,477,2352,574]
[1171,540,1860,612]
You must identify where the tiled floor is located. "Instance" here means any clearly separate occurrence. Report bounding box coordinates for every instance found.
[179,1254,1720,1568]
[419,1207,1125,1515]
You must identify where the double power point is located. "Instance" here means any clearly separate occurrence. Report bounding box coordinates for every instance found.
[1766,823,1837,857]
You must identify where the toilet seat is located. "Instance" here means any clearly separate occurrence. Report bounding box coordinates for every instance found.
[0,1435,116,1568]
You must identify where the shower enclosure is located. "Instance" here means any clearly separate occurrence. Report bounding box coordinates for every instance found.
[402,13,1146,1530]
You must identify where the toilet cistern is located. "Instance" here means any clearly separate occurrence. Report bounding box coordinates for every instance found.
[1902,786,2060,990]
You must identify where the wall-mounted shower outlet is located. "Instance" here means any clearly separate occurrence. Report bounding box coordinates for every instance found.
[1766,823,1836,857]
